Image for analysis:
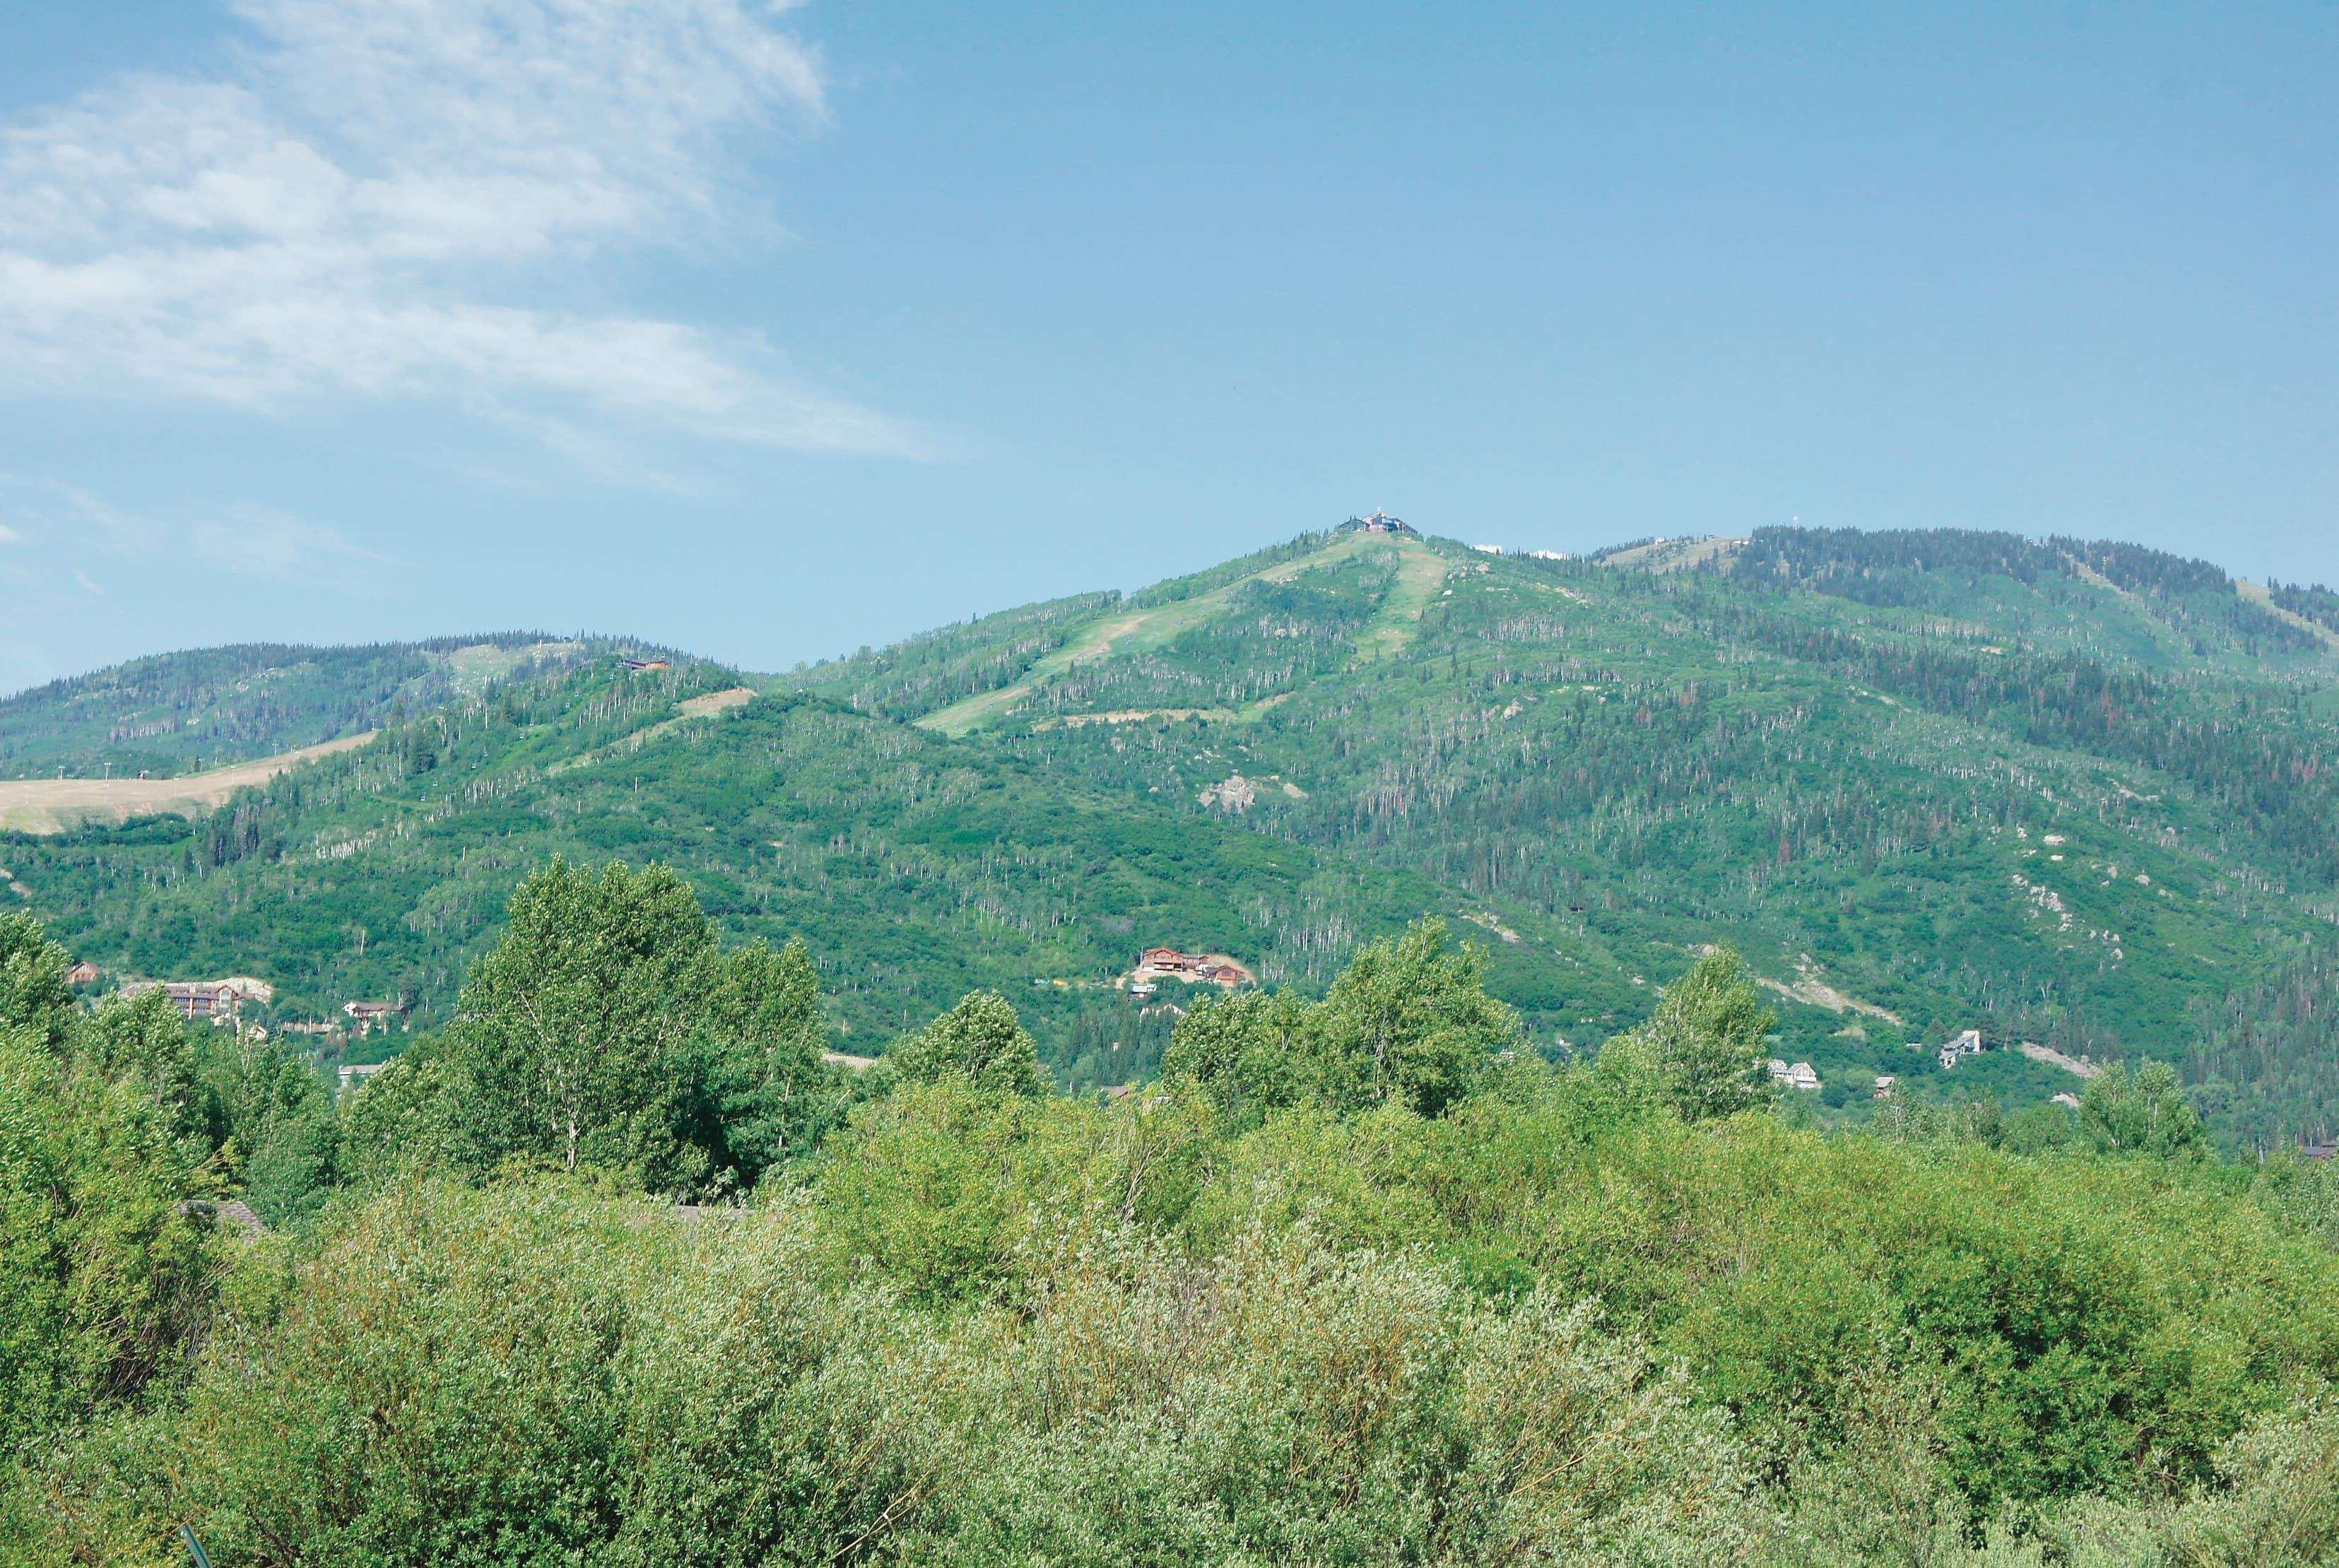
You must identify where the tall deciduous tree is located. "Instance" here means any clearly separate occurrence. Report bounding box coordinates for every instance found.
[889,991,1050,1097]
[1164,920,1518,1121]
[1598,947,1776,1123]
[695,938,840,1180]
[1308,919,1519,1116]
[0,912,73,1049]
[2080,1060,2208,1159]
[449,859,714,1186]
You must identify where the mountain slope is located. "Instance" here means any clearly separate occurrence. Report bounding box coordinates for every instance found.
[8,523,2339,1141]
[5,652,1592,1090]
[792,522,2339,1137]
[0,634,653,781]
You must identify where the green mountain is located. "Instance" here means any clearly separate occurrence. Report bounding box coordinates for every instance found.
[7,523,2339,1145]
[0,633,663,780]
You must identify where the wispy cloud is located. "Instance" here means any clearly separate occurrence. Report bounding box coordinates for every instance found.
[0,473,163,553]
[2,473,379,589]
[0,0,921,459]
[191,502,391,584]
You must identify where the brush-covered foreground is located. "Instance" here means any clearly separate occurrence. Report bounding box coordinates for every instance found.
[8,869,2339,1565]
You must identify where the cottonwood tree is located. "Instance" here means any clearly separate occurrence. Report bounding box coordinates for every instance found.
[1598,947,1776,1123]
[694,937,841,1179]
[0,913,73,1049]
[1308,919,1519,1116]
[367,859,848,1194]
[2080,1060,2208,1159]
[1165,920,1518,1121]
[1159,989,1312,1127]
[449,859,717,1187]
[888,990,1050,1097]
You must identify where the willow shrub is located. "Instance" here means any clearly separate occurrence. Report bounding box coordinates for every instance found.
[1171,1071,2339,1514]
[20,1166,1771,1564]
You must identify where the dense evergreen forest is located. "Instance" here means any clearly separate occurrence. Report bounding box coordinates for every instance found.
[10,876,2339,1564]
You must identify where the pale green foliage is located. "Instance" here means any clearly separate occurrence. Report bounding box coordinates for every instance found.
[77,989,204,1147]
[0,912,74,1049]
[1310,918,1520,1116]
[337,1035,485,1185]
[350,859,848,1196]
[199,1028,339,1226]
[21,1176,1772,1564]
[451,858,714,1184]
[14,888,2339,1562]
[0,1028,215,1470]
[693,937,838,1179]
[2079,1059,2209,1160]
[887,989,1050,1098]
[1786,1356,1974,1566]
[1598,946,1777,1123]
[1155,987,1310,1124]
[1163,919,1519,1121]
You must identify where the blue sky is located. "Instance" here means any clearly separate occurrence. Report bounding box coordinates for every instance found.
[2,1,2333,692]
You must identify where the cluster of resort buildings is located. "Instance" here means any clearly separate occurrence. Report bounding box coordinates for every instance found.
[1126,946,1254,998]
[71,963,407,1042]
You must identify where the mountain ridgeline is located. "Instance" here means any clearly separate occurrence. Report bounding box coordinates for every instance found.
[6,523,2339,1146]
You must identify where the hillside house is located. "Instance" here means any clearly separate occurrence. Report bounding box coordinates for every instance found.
[66,960,100,986]
[125,980,244,1021]
[1767,1059,1820,1091]
[343,1000,409,1037]
[620,658,671,671]
[1938,1028,1986,1069]
[1338,510,1418,537]
[1873,1075,1897,1100]
[1133,948,1253,989]
[337,1062,387,1095]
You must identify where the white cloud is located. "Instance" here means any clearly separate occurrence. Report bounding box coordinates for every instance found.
[0,0,920,459]
[0,522,20,545]
[74,570,104,596]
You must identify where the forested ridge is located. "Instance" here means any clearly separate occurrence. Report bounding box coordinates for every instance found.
[0,634,652,782]
[6,524,2339,1143]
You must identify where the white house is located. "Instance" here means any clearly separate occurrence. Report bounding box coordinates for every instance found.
[1938,1029,1986,1069]
[1767,1059,1820,1091]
